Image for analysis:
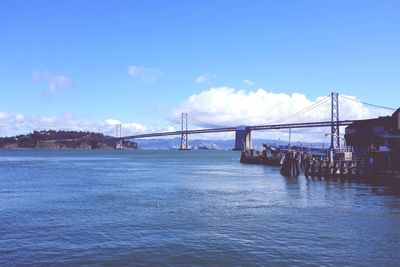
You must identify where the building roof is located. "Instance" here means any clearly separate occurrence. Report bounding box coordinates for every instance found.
[347,116,394,129]
[393,108,400,119]
[346,108,400,131]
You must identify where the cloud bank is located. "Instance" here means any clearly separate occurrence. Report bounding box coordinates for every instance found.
[173,87,386,127]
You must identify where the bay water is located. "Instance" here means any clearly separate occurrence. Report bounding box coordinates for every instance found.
[1,149,400,266]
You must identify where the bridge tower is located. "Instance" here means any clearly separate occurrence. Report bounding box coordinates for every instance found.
[179,112,190,150]
[115,124,123,150]
[330,92,340,149]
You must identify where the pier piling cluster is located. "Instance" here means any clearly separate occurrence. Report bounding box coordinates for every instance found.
[279,149,371,178]
[241,146,392,178]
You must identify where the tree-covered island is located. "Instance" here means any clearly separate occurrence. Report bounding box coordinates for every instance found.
[0,130,138,149]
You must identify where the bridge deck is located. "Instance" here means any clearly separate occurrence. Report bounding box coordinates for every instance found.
[121,120,355,140]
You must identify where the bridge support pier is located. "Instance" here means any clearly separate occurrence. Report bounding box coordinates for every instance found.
[234,126,252,151]
[115,124,123,150]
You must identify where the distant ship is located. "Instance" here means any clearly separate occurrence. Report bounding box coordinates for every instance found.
[197,144,217,150]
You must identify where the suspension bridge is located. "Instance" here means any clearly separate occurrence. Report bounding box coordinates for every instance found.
[116,92,396,150]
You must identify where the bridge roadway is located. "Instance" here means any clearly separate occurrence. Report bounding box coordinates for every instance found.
[120,120,355,140]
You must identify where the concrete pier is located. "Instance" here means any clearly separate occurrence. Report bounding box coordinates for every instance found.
[234,126,252,150]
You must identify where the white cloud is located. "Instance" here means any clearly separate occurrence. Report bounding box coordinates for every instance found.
[102,119,147,135]
[195,73,216,84]
[128,65,161,83]
[124,123,147,133]
[0,112,9,120]
[15,113,24,121]
[0,112,23,136]
[242,79,255,85]
[0,112,149,138]
[104,119,122,126]
[33,70,73,94]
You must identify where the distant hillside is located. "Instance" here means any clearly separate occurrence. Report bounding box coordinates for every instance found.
[0,130,138,150]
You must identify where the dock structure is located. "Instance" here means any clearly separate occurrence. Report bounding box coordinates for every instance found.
[275,149,370,178]
[241,104,400,178]
[280,150,302,176]
[240,144,282,166]
[279,107,400,178]
[302,153,368,178]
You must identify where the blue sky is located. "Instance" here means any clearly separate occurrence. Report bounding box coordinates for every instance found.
[0,0,399,137]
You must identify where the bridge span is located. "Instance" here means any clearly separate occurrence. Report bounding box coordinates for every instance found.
[120,120,355,150]
[116,92,395,151]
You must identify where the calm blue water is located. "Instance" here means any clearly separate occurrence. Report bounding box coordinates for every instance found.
[1,149,400,266]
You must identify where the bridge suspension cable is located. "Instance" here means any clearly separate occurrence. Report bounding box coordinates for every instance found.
[339,94,396,111]
[157,115,182,132]
[187,113,230,129]
[268,95,331,124]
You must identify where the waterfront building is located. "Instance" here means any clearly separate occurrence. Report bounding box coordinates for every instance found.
[345,108,400,171]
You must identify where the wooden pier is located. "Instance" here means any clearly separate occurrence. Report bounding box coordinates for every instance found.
[240,145,400,179]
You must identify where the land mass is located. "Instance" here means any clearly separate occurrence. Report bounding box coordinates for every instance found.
[0,130,138,150]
